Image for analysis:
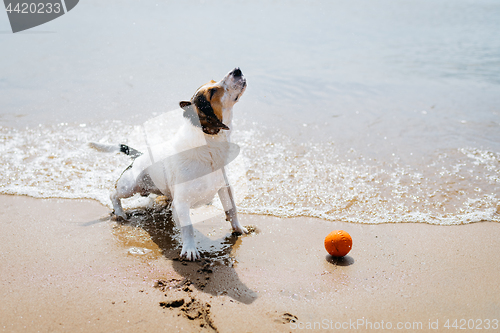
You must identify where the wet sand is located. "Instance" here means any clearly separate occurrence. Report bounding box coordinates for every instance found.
[0,194,499,332]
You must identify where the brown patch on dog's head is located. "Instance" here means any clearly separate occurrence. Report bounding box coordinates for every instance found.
[179,83,229,135]
[195,81,224,120]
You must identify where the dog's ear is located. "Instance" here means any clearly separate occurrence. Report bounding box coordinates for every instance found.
[179,101,192,109]
[203,114,230,131]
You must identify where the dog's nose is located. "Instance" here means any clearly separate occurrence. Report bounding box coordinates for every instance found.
[231,68,242,77]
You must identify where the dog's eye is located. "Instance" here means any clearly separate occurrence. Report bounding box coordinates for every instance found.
[209,88,218,100]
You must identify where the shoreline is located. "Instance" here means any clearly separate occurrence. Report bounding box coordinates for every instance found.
[1,194,499,332]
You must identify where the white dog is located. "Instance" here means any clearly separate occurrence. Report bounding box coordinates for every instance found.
[90,68,248,260]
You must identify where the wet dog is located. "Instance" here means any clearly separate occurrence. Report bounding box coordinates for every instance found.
[90,68,248,260]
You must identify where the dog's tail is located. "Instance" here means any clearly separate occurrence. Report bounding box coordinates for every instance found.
[88,142,143,159]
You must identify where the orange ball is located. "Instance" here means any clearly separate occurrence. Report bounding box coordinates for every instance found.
[324,230,352,257]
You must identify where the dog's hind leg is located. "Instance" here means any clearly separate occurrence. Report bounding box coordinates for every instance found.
[111,168,137,219]
[110,189,127,219]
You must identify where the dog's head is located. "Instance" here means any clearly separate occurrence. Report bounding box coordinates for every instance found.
[180,68,247,135]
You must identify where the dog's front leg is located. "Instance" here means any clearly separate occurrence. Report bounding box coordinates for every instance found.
[218,184,248,235]
[172,201,200,261]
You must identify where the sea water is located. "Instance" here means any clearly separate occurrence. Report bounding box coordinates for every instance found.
[1,0,499,225]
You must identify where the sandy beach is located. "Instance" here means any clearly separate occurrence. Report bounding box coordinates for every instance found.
[2,0,500,332]
[1,194,498,332]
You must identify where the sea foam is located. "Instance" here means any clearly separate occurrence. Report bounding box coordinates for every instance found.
[0,120,498,225]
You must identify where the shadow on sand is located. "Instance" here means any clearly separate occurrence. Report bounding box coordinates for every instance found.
[325,254,355,266]
[93,205,258,305]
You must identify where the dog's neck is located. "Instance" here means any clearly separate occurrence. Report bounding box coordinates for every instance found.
[215,107,233,140]
[222,107,233,128]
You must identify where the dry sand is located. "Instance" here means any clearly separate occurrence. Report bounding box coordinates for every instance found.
[0,194,499,332]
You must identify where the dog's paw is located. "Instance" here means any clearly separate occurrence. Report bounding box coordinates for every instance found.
[112,208,129,220]
[232,224,249,235]
[111,212,128,221]
[180,245,201,261]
